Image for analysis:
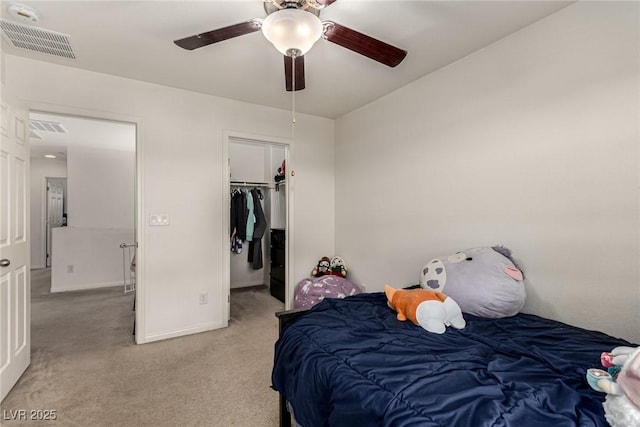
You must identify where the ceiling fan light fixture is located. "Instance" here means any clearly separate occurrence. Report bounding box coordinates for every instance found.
[261,8,322,56]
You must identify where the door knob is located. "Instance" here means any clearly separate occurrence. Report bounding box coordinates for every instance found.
[0,259,10,267]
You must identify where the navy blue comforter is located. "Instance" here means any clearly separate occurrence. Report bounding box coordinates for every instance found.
[272,292,633,427]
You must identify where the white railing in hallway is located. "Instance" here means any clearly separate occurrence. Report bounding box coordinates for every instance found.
[119,243,137,294]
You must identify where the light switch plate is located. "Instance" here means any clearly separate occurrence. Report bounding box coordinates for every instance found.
[150,213,170,226]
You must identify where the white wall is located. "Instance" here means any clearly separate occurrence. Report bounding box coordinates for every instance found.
[50,143,135,292]
[29,156,66,268]
[51,227,132,292]
[229,142,266,184]
[67,143,135,230]
[5,54,335,343]
[335,2,639,343]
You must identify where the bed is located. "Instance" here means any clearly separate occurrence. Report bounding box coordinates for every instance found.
[272,292,634,427]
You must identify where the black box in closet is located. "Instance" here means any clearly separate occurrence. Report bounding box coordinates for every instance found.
[270,228,286,303]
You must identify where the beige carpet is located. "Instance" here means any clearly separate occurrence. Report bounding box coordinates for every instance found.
[1,269,285,426]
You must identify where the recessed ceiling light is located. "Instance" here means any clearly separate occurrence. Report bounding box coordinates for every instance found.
[7,3,40,24]
[44,154,56,159]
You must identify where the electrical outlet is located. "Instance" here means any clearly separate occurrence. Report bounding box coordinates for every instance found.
[199,293,208,305]
[67,264,74,273]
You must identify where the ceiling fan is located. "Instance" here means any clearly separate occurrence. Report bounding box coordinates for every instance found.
[174,0,407,91]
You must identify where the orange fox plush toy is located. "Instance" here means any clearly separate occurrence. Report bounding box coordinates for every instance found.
[385,285,466,334]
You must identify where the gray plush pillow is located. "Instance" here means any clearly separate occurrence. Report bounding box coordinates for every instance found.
[419,246,526,318]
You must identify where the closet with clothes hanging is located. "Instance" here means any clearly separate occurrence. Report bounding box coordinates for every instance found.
[230,184,267,267]
[229,138,287,302]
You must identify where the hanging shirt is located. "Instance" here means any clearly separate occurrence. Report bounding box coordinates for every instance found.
[231,190,247,246]
[230,190,238,240]
[245,190,255,242]
[248,189,267,269]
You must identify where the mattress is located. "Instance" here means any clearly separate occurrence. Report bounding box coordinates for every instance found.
[272,292,633,427]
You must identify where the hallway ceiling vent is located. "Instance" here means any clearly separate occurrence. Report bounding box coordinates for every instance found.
[0,19,76,60]
[30,119,68,134]
[29,129,42,140]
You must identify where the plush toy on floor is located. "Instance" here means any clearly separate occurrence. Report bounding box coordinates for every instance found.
[385,285,466,334]
[592,346,640,427]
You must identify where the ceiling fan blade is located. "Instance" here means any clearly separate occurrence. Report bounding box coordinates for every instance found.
[174,21,261,50]
[323,22,407,67]
[284,55,305,92]
[315,0,338,5]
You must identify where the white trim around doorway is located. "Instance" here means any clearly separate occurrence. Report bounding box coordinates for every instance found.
[27,102,146,344]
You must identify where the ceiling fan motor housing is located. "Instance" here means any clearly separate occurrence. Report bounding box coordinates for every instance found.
[261,8,323,56]
[265,0,321,17]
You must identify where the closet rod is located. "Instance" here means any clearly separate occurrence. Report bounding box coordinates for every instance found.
[230,181,272,188]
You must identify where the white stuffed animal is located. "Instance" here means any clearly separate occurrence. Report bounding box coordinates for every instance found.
[597,346,640,427]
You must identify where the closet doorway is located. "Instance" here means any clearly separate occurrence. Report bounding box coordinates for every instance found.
[223,132,292,317]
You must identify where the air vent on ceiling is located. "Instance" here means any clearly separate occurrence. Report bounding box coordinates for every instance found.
[30,119,68,134]
[29,129,42,139]
[0,19,75,59]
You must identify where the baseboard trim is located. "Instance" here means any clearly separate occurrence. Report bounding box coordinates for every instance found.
[51,280,122,293]
[143,321,226,344]
[230,280,264,289]
[231,284,268,292]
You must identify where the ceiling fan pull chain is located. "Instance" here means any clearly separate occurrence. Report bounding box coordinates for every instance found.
[291,51,296,161]
[292,51,296,125]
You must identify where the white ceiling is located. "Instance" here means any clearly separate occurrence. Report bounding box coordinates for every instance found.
[29,111,136,160]
[1,1,572,119]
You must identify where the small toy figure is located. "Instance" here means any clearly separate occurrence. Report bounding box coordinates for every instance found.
[311,257,331,277]
[329,256,347,278]
[274,159,286,183]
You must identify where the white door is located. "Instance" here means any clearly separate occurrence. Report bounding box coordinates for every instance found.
[46,180,64,267]
[0,85,30,402]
